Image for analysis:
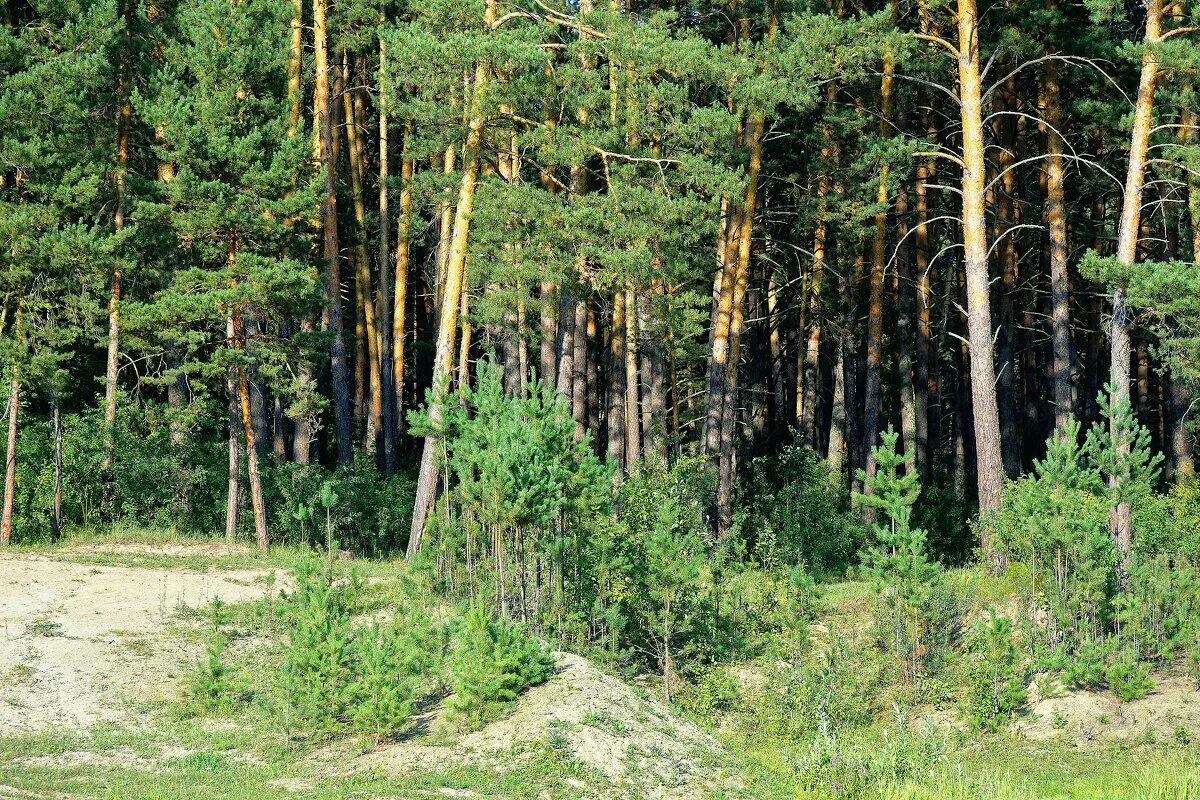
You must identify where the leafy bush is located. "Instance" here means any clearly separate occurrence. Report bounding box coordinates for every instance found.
[282,557,358,733]
[345,622,425,742]
[736,443,863,575]
[447,605,553,730]
[1134,481,1200,561]
[188,634,231,712]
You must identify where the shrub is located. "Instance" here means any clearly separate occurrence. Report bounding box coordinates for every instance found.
[345,622,423,742]
[188,634,231,712]
[447,605,553,730]
[962,611,1026,731]
[1106,654,1154,702]
[282,557,358,733]
[856,428,959,683]
[736,443,863,575]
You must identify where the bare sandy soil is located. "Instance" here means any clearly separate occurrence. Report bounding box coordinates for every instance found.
[0,551,280,733]
[1020,673,1200,745]
[360,651,737,800]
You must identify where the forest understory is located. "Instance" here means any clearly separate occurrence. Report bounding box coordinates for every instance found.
[2,536,1200,800]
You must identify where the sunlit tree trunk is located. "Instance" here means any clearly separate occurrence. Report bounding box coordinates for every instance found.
[956,0,1005,535]
[408,5,493,557]
[1110,0,1162,564]
[101,0,134,509]
[1041,55,1074,430]
[0,301,22,546]
[314,0,353,466]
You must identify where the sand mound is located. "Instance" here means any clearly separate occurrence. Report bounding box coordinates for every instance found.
[361,652,736,799]
[0,552,282,733]
[1018,674,1200,745]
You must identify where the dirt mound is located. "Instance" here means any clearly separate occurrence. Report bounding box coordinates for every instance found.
[0,553,282,733]
[361,651,737,799]
[1018,674,1200,745]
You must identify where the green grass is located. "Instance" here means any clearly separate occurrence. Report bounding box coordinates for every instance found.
[0,718,606,799]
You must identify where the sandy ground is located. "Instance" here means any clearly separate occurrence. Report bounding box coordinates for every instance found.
[1019,673,1200,745]
[360,651,736,800]
[0,552,280,733]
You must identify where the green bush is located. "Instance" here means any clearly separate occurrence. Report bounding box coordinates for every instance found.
[1134,481,1200,561]
[345,622,424,742]
[282,557,358,733]
[736,443,863,575]
[1106,654,1154,702]
[447,605,553,730]
[961,612,1026,731]
[188,634,231,712]
[856,428,960,684]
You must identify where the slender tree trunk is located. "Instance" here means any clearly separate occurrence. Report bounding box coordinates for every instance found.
[1110,0,1162,565]
[314,0,353,466]
[1174,106,1199,479]
[957,0,1005,533]
[408,13,492,557]
[393,125,414,441]
[608,291,627,467]
[0,303,20,546]
[801,166,830,447]
[232,310,269,548]
[624,288,642,465]
[224,320,240,543]
[863,39,895,497]
[102,0,134,508]
[993,72,1021,476]
[1041,55,1074,430]
[51,399,62,541]
[378,24,396,470]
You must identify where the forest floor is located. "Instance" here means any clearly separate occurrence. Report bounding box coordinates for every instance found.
[2,537,1200,798]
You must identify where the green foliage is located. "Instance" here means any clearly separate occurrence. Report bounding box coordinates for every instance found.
[608,456,714,696]
[188,634,231,713]
[737,443,864,575]
[446,605,553,731]
[1106,654,1154,703]
[856,428,957,684]
[345,623,422,742]
[282,557,358,733]
[961,612,1026,731]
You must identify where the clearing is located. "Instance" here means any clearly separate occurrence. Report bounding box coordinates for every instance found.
[0,549,281,732]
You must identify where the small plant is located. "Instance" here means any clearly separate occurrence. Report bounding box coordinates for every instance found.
[447,605,553,731]
[27,619,64,637]
[1175,725,1191,745]
[962,611,1027,731]
[1106,655,1153,702]
[345,622,425,744]
[282,557,357,734]
[189,635,230,712]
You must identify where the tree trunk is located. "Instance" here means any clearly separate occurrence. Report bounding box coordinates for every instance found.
[624,288,642,465]
[51,399,62,542]
[1110,0,1162,566]
[957,0,1005,533]
[607,291,627,467]
[314,0,353,467]
[378,24,396,470]
[1041,55,1074,430]
[233,308,269,548]
[408,14,492,557]
[863,42,894,499]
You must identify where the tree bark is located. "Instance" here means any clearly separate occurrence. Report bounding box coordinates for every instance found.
[408,11,493,557]
[956,0,1005,533]
[314,0,353,467]
[0,303,20,546]
[1110,0,1162,565]
[1041,54,1074,430]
